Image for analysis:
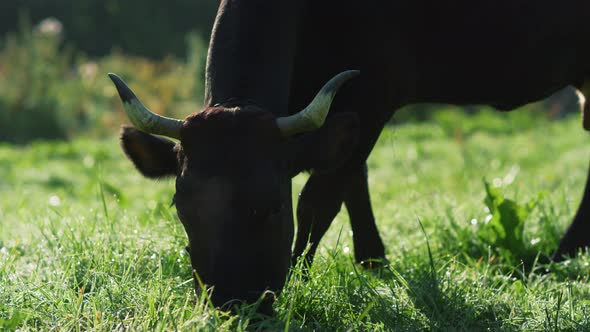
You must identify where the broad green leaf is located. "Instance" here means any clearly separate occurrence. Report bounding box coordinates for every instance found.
[478,180,540,260]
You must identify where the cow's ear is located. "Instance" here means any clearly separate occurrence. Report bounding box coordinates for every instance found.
[120,125,179,178]
[288,113,359,176]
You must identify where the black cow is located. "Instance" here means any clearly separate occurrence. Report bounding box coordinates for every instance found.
[109,0,590,313]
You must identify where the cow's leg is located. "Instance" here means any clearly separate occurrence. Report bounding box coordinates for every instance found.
[553,157,590,261]
[292,162,387,268]
[576,83,590,130]
[292,104,393,267]
[288,35,413,268]
[343,163,386,266]
[553,88,590,261]
[292,170,346,267]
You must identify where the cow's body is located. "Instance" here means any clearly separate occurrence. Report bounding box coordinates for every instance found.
[293,1,588,109]
[112,0,590,313]
[284,1,590,265]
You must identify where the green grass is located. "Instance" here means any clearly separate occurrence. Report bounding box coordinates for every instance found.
[2,112,590,331]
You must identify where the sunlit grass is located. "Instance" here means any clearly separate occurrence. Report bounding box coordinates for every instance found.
[2,112,590,330]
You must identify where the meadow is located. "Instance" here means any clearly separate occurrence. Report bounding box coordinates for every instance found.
[1,108,590,331]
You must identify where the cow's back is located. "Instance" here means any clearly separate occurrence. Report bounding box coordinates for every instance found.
[291,0,589,111]
[411,0,589,106]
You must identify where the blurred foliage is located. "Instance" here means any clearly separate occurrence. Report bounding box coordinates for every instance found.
[397,106,553,139]
[0,0,217,58]
[0,18,207,143]
[394,88,581,131]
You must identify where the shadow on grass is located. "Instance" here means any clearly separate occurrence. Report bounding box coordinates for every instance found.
[399,267,510,331]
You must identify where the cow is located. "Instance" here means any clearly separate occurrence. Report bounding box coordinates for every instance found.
[109,0,590,314]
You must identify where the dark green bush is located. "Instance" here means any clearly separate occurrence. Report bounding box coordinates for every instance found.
[0,19,69,143]
[0,19,207,143]
[0,0,218,59]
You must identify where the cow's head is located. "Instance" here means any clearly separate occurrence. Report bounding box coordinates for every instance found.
[108,71,358,313]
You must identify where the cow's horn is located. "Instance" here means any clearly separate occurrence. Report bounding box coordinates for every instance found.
[276,70,359,136]
[108,73,183,139]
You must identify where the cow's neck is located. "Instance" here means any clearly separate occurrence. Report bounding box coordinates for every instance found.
[204,0,302,116]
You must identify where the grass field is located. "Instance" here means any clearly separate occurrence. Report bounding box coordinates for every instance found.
[1,110,590,331]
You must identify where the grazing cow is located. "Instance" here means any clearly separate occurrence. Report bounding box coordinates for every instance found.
[109,0,590,313]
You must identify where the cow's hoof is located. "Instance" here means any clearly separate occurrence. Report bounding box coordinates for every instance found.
[552,240,589,262]
[359,257,389,270]
[552,218,590,262]
[552,247,585,262]
[551,251,566,263]
[355,241,387,269]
